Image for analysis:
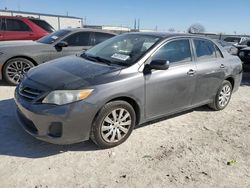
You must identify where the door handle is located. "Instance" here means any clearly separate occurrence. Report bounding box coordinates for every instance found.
[187,69,196,76]
[220,64,225,68]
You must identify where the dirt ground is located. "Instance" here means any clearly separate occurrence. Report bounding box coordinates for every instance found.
[0,73,250,188]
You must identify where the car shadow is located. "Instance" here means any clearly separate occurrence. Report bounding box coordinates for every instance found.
[0,99,99,159]
[0,80,9,86]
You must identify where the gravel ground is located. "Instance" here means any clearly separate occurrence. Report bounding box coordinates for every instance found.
[0,73,250,188]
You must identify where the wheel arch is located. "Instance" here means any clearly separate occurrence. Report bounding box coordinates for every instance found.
[4,56,38,67]
[93,96,142,127]
[225,76,235,90]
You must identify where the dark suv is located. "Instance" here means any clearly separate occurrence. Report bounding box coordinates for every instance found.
[0,16,54,41]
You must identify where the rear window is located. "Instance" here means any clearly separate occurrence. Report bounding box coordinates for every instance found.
[6,18,31,32]
[29,19,54,33]
[194,39,217,60]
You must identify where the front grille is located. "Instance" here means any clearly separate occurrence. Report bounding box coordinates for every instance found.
[19,85,44,101]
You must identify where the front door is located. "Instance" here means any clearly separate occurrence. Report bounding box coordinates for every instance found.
[60,31,92,56]
[145,39,197,119]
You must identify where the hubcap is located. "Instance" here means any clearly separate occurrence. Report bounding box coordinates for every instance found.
[6,61,32,84]
[101,108,132,143]
[218,84,231,107]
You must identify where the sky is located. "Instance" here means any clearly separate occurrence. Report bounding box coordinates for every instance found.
[0,0,249,34]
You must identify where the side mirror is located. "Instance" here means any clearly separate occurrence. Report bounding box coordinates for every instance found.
[55,41,68,48]
[149,59,170,70]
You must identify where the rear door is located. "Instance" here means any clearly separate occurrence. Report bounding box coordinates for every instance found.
[4,18,34,41]
[61,31,92,56]
[192,38,225,105]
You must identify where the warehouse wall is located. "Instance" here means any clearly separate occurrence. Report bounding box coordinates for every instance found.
[0,10,82,30]
[59,17,82,29]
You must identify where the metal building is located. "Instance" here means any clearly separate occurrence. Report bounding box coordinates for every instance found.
[0,9,83,30]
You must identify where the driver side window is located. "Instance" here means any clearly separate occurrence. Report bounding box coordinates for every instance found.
[152,39,192,64]
[63,32,90,46]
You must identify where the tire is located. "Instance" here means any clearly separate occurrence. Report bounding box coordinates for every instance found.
[90,101,136,149]
[208,80,232,111]
[3,58,35,85]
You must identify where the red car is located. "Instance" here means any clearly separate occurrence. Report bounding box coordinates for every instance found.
[0,16,55,41]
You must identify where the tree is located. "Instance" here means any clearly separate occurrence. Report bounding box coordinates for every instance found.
[187,23,206,34]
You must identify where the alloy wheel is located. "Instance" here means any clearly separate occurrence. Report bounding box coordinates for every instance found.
[218,84,231,107]
[6,60,32,84]
[101,108,132,143]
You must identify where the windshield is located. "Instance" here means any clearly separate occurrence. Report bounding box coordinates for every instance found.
[37,30,71,44]
[84,34,161,66]
[29,19,55,33]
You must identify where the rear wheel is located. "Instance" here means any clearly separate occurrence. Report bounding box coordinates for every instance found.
[3,58,34,85]
[91,101,136,149]
[208,80,232,111]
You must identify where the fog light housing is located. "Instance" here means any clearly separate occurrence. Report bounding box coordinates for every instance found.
[49,122,62,138]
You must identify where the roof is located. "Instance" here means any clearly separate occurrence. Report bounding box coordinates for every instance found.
[128,32,195,38]
[60,28,117,35]
[127,32,221,42]
[0,9,82,19]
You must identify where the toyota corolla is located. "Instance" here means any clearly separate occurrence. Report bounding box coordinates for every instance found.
[15,32,242,148]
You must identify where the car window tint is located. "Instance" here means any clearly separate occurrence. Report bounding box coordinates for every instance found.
[6,19,31,32]
[0,18,3,31]
[94,33,114,45]
[64,32,90,46]
[224,37,240,43]
[29,19,54,33]
[152,39,192,64]
[194,39,216,60]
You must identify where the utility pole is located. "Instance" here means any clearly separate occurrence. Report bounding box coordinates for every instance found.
[137,19,140,31]
[134,19,137,30]
[84,16,87,25]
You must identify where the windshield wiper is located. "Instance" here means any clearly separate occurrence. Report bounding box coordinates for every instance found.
[81,53,112,66]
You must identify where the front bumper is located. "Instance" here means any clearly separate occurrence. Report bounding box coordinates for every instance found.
[14,88,98,145]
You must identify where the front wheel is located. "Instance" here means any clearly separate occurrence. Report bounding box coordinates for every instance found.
[3,58,35,85]
[208,80,232,111]
[90,101,136,149]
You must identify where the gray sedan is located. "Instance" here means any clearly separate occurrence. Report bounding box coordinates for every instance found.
[15,33,242,148]
[0,28,116,85]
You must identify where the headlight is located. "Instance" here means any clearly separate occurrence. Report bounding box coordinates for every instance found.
[42,89,93,105]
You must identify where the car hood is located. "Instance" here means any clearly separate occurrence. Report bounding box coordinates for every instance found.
[26,55,123,90]
[0,40,45,48]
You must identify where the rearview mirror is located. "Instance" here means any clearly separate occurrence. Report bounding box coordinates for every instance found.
[149,59,170,70]
[55,41,68,48]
